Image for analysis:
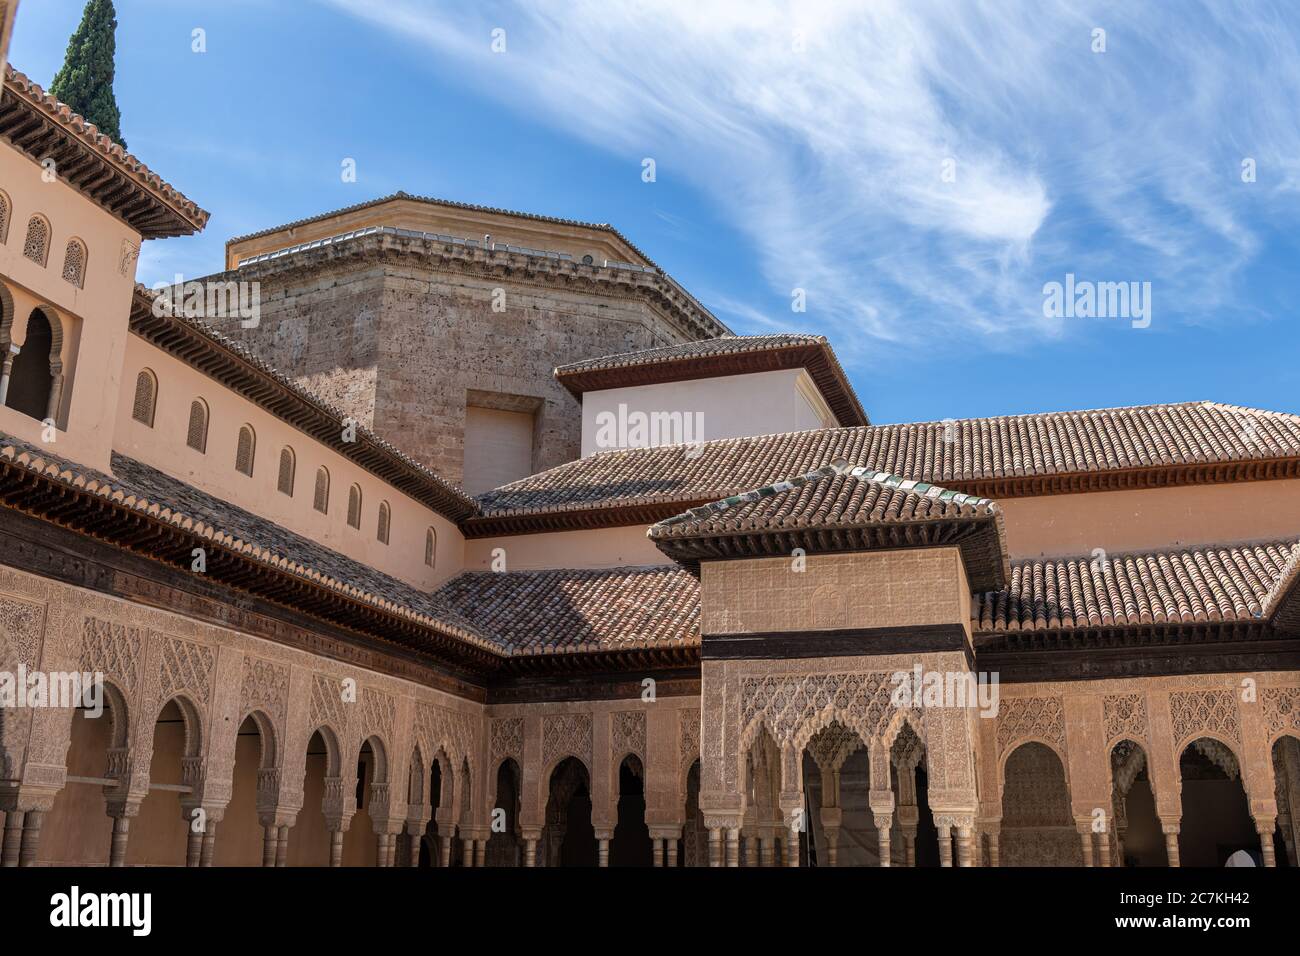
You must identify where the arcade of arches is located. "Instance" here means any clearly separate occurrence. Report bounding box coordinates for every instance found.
[2,568,1300,867]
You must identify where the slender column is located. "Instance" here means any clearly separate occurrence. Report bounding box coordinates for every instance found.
[276,825,290,867]
[329,829,344,867]
[474,838,486,868]
[1161,822,1180,868]
[18,811,43,867]
[0,345,18,405]
[375,833,389,867]
[200,822,218,867]
[595,828,612,867]
[667,838,678,867]
[524,837,538,867]
[1077,825,1095,867]
[186,829,203,868]
[462,837,474,868]
[725,827,740,867]
[262,825,278,867]
[1096,830,1112,868]
[743,834,757,867]
[653,839,664,867]
[936,823,953,867]
[109,813,132,867]
[440,835,452,867]
[2,810,24,867]
[1256,822,1277,868]
[407,832,420,867]
[786,826,800,867]
[986,829,1000,868]
[707,827,723,867]
[874,813,893,867]
[902,829,917,867]
[955,825,974,868]
[758,836,773,867]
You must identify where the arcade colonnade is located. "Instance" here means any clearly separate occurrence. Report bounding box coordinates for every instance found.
[3,565,1300,866]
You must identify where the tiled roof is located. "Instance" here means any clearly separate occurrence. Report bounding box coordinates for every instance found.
[556,334,829,376]
[554,334,869,427]
[974,540,1295,633]
[471,402,1300,532]
[2,67,208,237]
[0,433,499,657]
[649,464,1008,589]
[432,565,700,655]
[130,285,479,522]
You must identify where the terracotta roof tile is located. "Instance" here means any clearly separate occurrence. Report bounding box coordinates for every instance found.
[974,540,1295,633]
[3,66,208,236]
[432,565,700,655]
[476,402,1300,524]
[649,464,1007,589]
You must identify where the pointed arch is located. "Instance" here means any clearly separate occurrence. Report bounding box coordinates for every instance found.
[235,424,256,476]
[377,500,391,544]
[346,483,362,529]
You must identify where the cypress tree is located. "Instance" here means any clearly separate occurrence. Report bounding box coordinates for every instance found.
[49,0,126,148]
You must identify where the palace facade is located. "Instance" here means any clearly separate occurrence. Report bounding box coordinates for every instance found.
[1,38,1299,870]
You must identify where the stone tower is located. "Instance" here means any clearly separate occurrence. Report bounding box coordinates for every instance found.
[211,193,726,493]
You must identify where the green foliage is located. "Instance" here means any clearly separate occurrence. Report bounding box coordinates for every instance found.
[49,0,126,148]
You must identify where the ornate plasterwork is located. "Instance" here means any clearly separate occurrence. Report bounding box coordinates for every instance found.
[157,635,217,708]
[240,656,289,727]
[359,685,397,746]
[996,696,1065,755]
[1262,687,1300,740]
[0,594,45,671]
[1170,689,1240,745]
[542,713,592,770]
[1103,693,1148,745]
[309,673,349,736]
[611,710,646,763]
[739,671,899,748]
[490,717,524,765]
[415,701,477,769]
[80,616,145,694]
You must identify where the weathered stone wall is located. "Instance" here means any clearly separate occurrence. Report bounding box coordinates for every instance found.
[219,236,712,488]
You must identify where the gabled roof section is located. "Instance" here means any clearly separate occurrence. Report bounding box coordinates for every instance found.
[554,334,869,427]
[432,565,700,657]
[0,66,208,238]
[975,539,1297,635]
[468,401,1300,536]
[649,464,1008,590]
[226,190,655,263]
[129,285,479,523]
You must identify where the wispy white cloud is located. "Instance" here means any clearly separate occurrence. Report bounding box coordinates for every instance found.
[318,0,1300,354]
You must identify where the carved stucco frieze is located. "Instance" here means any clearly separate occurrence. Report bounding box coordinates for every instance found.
[996,696,1065,755]
[1169,689,1241,745]
[611,710,646,763]
[542,713,592,770]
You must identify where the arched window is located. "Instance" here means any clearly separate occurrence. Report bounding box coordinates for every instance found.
[185,398,208,452]
[313,467,330,514]
[0,191,11,244]
[4,309,56,422]
[61,238,87,287]
[131,369,157,426]
[424,527,436,568]
[376,501,391,545]
[346,484,362,529]
[277,446,296,496]
[235,424,256,476]
[23,215,49,265]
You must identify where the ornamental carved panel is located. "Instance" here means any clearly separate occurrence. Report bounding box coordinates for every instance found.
[611,710,646,763]
[1169,689,1240,744]
[0,594,46,671]
[1103,693,1148,744]
[490,717,524,764]
[415,701,477,768]
[359,685,396,745]
[80,616,145,693]
[309,673,348,735]
[679,706,700,774]
[239,656,289,727]
[157,635,217,708]
[996,696,1065,754]
[542,713,592,769]
[739,672,897,747]
[1262,687,1300,739]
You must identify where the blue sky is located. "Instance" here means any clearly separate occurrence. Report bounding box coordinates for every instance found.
[11,0,1300,425]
